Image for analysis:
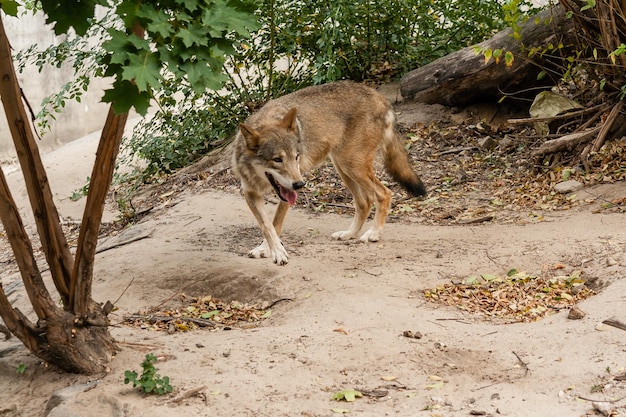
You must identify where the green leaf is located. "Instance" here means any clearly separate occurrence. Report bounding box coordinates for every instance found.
[16,363,26,374]
[143,379,156,393]
[39,0,100,35]
[201,0,259,38]
[122,52,162,92]
[181,0,200,11]
[580,0,595,11]
[201,310,220,319]
[332,390,362,402]
[137,4,174,39]
[181,59,228,94]
[481,274,499,282]
[0,1,19,16]
[178,22,209,48]
[102,80,152,116]
[103,30,133,65]
[124,370,138,384]
[504,51,514,67]
[483,48,492,64]
[464,275,479,285]
[425,381,444,389]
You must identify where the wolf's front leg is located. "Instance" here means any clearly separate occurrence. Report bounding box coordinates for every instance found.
[248,239,289,265]
[245,191,289,265]
[249,239,271,258]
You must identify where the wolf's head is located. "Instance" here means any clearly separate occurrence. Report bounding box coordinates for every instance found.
[239,108,305,206]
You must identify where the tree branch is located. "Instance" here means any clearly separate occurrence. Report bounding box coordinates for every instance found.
[0,281,43,353]
[0,13,73,303]
[70,106,128,321]
[0,169,59,319]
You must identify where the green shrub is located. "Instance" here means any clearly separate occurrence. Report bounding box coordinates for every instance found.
[124,353,173,395]
[125,0,542,179]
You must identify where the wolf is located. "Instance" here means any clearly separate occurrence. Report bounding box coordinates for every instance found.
[231,81,426,265]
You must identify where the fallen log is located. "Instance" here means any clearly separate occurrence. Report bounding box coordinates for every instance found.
[532,127,600,156]
[400,5,573,106]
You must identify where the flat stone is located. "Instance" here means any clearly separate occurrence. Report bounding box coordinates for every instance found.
[44,381,99,416]
[477,136,496,150]
[554,180,583,194]
[46,405,83,417]
[568,305,586,320]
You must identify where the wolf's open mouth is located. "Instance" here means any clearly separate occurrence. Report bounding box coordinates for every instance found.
[266,173,297,206]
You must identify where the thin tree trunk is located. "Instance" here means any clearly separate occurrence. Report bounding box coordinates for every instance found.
[70,107,128,323]
[0,12,73,304]
[0,167,57,321]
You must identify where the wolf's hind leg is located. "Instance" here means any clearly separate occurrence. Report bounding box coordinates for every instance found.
[330,161,373,241]
[359,176,392,242]
[330,154,392,242]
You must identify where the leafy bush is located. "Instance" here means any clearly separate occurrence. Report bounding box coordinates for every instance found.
[125,0,541,179]
[17,0,541,180]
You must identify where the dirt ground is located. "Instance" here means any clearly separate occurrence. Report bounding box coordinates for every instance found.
[1,84,626,417]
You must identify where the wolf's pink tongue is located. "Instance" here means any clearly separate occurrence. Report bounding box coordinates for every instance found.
[280,186,298,206]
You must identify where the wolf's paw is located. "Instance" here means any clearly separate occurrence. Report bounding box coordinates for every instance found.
[271,246,289,266]
[331,230,357,241]
[249,240,270,258]
[249,240,289,265]
[359,228,382,242]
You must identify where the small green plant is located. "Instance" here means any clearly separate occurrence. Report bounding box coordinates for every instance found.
[124,353,173,395]
[16,363,26,374]
[70,176,90,201]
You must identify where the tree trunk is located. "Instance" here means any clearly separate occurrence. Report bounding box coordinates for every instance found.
[400,5,574,106]
[0,12,118,374]
[70,107,128,323]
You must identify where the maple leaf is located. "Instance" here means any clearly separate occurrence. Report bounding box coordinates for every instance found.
[102,80,151,115]
[122,52,162,92]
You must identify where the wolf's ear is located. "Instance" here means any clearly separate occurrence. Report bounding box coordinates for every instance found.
[280,108,299,133]
[239,123,261,151]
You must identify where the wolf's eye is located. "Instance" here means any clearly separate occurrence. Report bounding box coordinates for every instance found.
[273,157,283,163]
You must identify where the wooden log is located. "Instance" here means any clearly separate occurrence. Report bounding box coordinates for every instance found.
[400,5,573,106]
[532,127,600,156]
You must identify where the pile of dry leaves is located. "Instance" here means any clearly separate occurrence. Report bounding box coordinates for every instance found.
[423,266,595,323]
[124,295,271,332]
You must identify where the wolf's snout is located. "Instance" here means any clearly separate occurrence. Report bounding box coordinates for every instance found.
[292,181,305,190]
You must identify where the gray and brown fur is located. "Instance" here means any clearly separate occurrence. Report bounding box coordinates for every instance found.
[232,81,426,265]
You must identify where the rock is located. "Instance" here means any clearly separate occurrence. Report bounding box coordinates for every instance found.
[44,382,98,417]
[45,391,126,417]
[593,401,613,416]
[477,136,497,150]
[402,330,423,339]
[567,305,586,320]
[46,405,83,417]
[553,180,583,194]
[498,135,515,151]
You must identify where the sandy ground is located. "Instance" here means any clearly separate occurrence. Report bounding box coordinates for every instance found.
[1,96,626,417]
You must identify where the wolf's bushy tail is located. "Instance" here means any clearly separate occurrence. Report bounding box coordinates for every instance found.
[382,110,427,198]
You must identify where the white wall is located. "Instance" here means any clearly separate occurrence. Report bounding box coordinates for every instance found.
[0,12,111,161]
